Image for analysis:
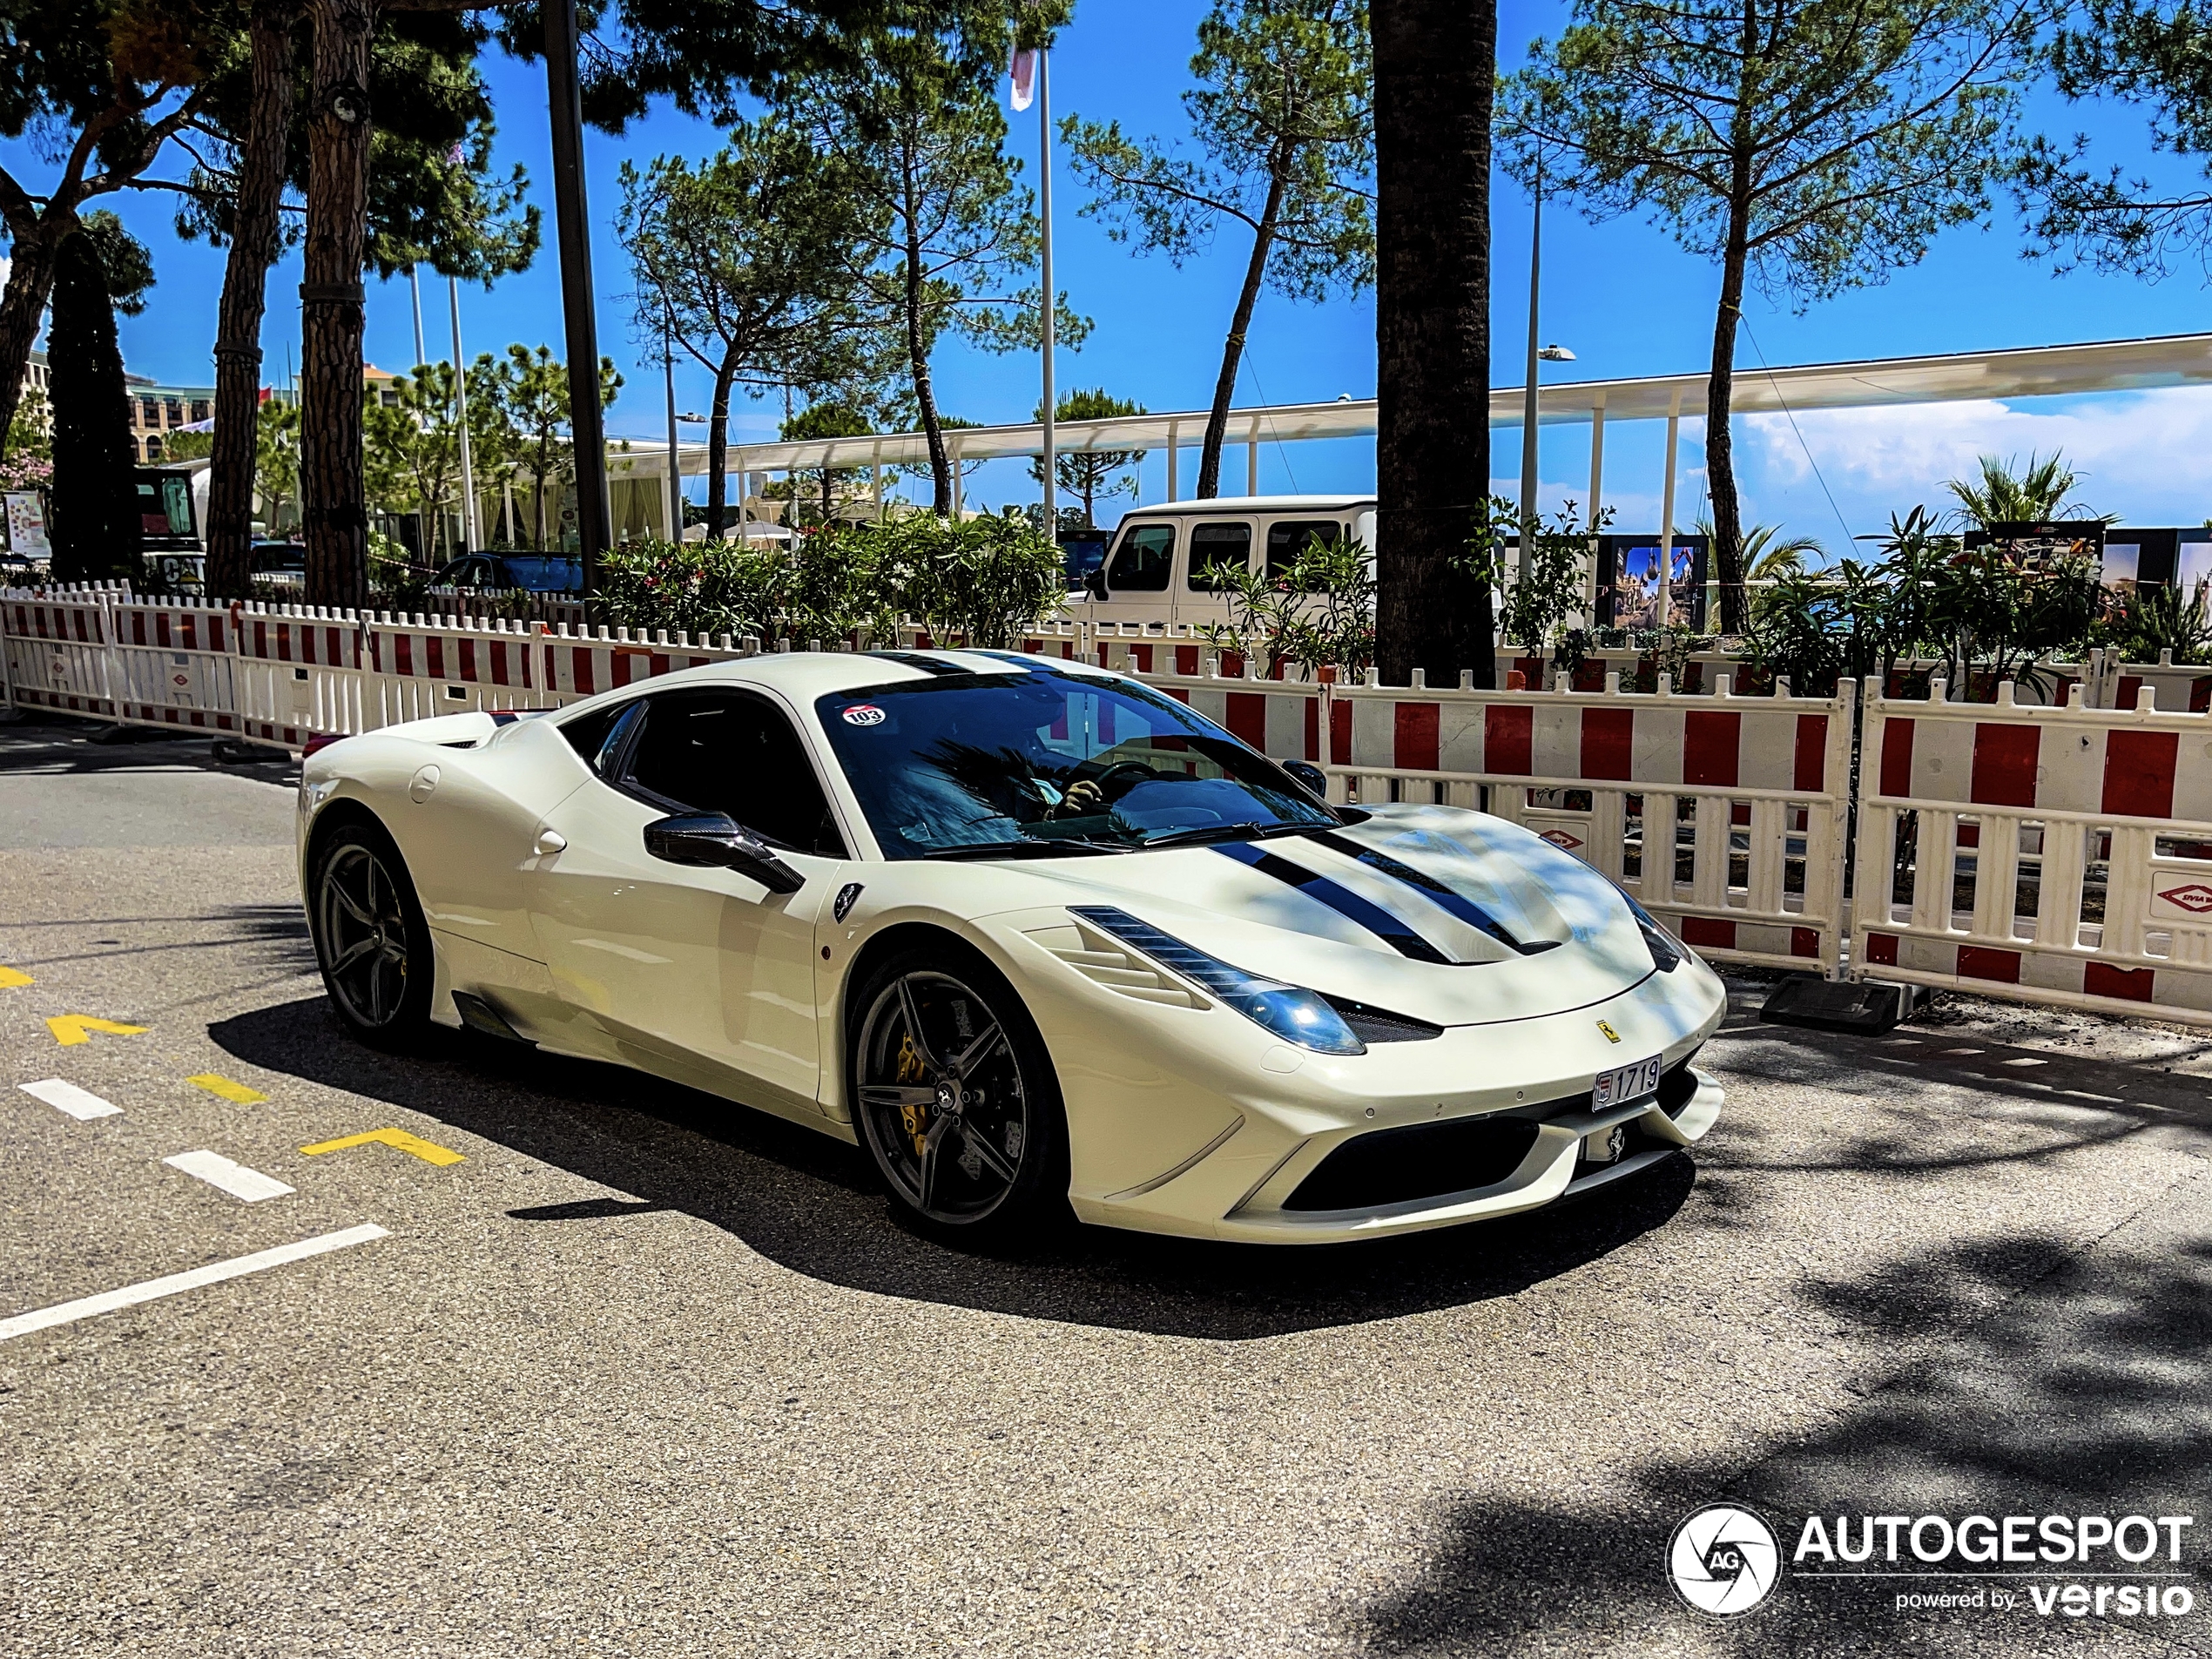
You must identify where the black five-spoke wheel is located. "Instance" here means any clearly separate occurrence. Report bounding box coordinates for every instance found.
[852,949,1066,1238]
[311,821,432,1047]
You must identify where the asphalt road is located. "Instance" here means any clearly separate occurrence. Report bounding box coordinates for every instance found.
[1,711,2207,1658]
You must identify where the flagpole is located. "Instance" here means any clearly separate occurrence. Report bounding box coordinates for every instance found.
[448,276,480,552]
[1038,44,1056,537]
[664,304,682,543]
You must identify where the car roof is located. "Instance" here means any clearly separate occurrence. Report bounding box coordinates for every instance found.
[1119,495,1376,516]
[567,648,1113,709]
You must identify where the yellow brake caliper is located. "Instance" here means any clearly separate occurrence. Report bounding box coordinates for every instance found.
[895,1030,930,1155]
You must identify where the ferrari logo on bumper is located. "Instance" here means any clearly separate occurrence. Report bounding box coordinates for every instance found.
[1596,1020,1621,1044]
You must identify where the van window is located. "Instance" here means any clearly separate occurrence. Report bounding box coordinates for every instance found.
[1106,523,1175,592]
[1265,520,1346,580]
[1186,522,1253,590]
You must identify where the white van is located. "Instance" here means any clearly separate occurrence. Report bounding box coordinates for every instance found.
[1064,495,1378,631]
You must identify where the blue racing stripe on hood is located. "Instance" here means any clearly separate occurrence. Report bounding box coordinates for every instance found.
[1312,831,1553,954]
[1211,842,1452,963]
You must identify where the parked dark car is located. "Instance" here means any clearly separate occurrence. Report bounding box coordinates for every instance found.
[250,539,307,589]
[431,552,584,593]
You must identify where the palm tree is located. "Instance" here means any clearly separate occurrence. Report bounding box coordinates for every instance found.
[1697,517,1821,622]
[1945,451,2094,530]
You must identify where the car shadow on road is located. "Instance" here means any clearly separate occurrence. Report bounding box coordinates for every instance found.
[1341,1219,2212,1655]
[207,993,1696,1339]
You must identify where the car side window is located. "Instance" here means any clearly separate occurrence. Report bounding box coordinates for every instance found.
[560,699,644,776]
[1105,523,1174,593]
[623,691,846,857]
[1264,520,1345,582]
[1185,522,1253,590]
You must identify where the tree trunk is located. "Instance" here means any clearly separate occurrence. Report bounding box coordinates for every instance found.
[1708,10,1758,637]
[1705,229,1749,636]
[0,222,64,454]
[905,231,951,516]
[706,351,737,541]
[208,2,298,598]
[1197,168,1285,500]
[1372,0,1496,686]
[300,0,375,608]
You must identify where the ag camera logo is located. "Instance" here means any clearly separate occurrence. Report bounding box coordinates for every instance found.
[1669,1504,1782,1615]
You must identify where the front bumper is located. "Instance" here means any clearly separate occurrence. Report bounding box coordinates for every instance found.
[1189,1064,1722,1244]
[988,912,1729,1244]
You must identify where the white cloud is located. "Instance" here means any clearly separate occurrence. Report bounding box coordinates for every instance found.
[1743,387,2212,526]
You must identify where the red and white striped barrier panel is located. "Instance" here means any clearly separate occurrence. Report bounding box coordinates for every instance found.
[1323,669,1856,974]
[3,591,118,718]
[105,598,242,732]
[1852,677,2212,1024]
[1127,655,1328,763]
[529,624,748,709]
[227,604,368,746]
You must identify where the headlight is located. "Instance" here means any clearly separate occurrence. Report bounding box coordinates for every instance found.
[1069,906,1366,1055]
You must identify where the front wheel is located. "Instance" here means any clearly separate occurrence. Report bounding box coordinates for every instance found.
[849,945,1069,1244]
[309,819,433,1049]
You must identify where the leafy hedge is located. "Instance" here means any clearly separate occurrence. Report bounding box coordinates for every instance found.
[596,514,1068,649]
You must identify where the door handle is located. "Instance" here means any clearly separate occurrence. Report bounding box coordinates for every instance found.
[534,829,567,855]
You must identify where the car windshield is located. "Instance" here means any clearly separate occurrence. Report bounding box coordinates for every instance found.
[815,665,1338,860]
[497,555,583,592]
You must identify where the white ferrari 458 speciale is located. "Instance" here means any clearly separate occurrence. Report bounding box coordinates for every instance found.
[296,650,1726,1244]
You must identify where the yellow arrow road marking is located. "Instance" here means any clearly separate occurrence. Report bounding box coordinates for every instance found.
[46,1015,148,1047]
[187,1074,267,1104]
[0,965,33,988]
[300,1128,465,1167]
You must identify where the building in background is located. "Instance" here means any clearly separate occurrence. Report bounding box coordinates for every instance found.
[126,373,216,462]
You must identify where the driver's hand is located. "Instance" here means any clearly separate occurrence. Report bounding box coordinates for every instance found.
[1052,779,1105,818]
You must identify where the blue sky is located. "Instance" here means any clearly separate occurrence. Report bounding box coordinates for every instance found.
[35,0,2212,547]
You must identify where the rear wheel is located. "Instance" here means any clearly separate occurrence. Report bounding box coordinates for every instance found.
[309,819,433,1049]
[849,945,1069,1243]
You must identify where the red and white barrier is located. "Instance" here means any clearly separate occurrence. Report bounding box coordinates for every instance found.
[1323,670,1856,974]
[105,597,242,734]
[1127,654,1329,763]
[38,579,2212,1033]
[1852,677,2212,1025]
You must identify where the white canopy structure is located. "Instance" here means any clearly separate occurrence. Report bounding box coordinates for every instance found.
[598,331,2212,543]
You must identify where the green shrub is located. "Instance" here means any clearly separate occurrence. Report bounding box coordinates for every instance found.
[886,513,1067,650]
[593,515,1066,648]
[1197,534,1375,677]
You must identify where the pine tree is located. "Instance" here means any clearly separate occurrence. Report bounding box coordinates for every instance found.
[47,222,146,584]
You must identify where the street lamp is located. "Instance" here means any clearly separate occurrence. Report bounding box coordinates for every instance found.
[1539,345,1575,362]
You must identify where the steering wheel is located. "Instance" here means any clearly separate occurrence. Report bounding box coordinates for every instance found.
[1082,760,1158,793]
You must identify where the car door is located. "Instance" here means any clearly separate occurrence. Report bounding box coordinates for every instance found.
[1098,519,1177,626]
[526,686,846,1116]
[1175,518,1255,628]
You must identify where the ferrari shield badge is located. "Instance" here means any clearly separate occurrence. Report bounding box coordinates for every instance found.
[1596,1020,1622,1044]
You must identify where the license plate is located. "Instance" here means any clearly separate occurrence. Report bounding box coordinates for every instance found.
[1593,1054,1662,1109]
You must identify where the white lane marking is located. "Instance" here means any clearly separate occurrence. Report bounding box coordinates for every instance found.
[162,1149,294,1203]
[2063,1089,2124,1103]
[0,1224,388,1344]
[19,1078,122,1120]
[2002,1056,2049,1068]
[1941,1048,1984,1055]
